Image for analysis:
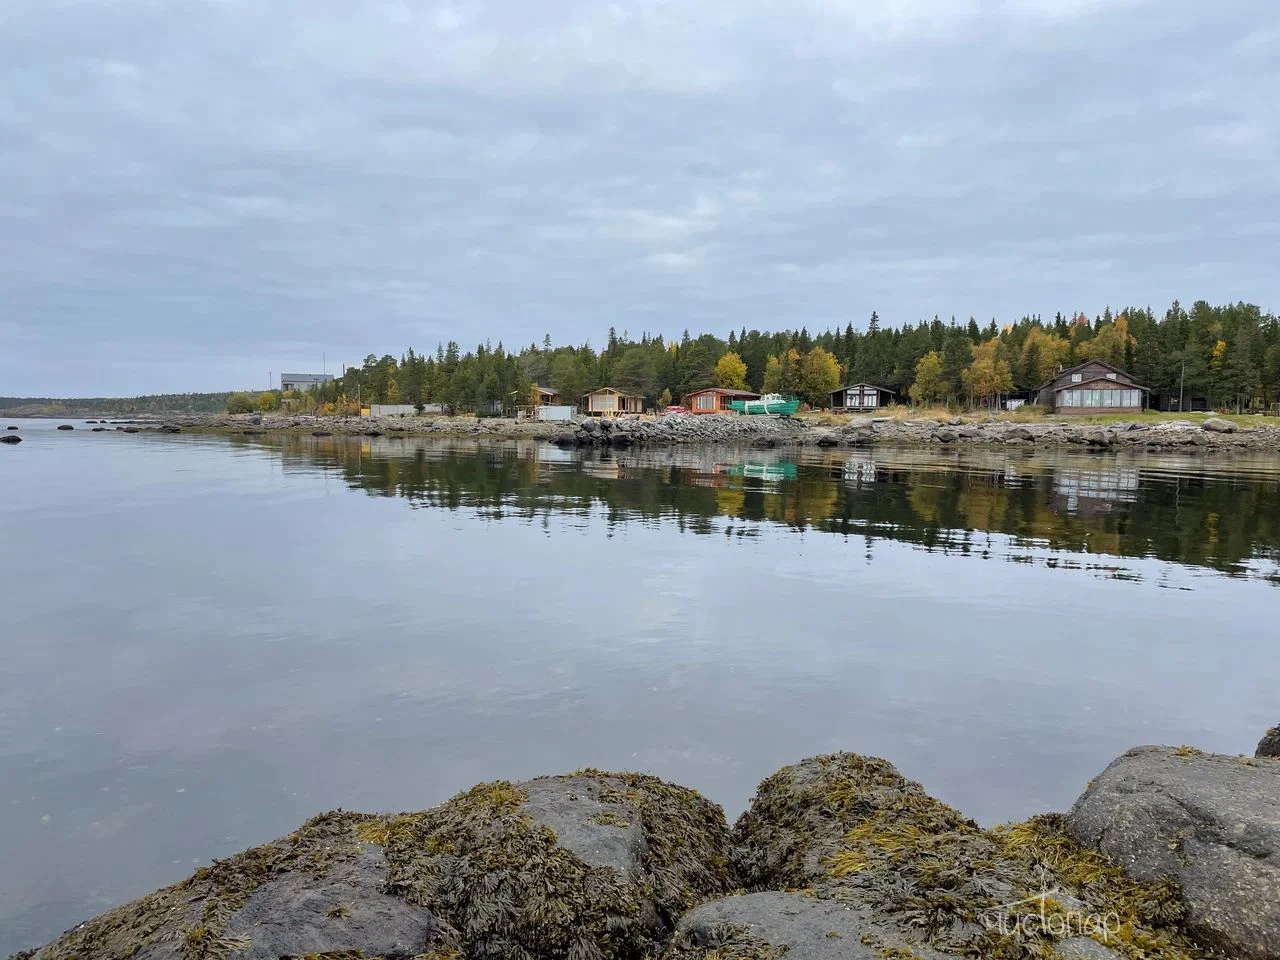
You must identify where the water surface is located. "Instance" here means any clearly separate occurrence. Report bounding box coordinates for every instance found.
[2,419,1278,952]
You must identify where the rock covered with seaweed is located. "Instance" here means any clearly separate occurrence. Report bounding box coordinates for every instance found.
[698,753,1202,960]
[25,772,731,960]
[18,746,1280,960]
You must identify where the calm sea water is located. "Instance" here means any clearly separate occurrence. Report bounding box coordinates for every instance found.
[2,418,1278,951]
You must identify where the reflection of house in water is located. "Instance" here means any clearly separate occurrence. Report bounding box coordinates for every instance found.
[1053,466,1140,515]
[832,452,879,487]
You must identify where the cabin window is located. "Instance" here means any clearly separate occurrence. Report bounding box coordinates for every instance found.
[695,393,716,411]
[1106,373,1117,380]
[1071,373,1083,383]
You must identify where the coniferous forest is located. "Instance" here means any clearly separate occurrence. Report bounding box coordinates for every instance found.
[297,300,1278,415]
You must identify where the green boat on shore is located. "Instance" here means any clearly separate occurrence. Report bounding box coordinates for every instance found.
[729,393,801,415]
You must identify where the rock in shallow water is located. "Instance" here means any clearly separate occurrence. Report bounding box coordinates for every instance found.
[0,434,21,444]
[1068,745,1280,960]
[715,753,1198,960]
[28,772,730,960]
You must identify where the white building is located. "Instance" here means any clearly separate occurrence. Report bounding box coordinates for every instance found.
[281,373,334,392]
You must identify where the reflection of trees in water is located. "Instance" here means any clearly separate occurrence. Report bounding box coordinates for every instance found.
[230,435,1280,582]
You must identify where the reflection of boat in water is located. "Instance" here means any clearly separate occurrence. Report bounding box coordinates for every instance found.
[729,394,800,415]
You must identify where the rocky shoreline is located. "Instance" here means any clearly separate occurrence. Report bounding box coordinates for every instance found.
[122,412,1280,452]
[17,728,1280,960]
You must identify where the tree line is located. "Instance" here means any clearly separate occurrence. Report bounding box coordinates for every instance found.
[231,299,1280,414]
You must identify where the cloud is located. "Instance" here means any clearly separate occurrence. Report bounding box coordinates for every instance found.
[0,0,1277,394]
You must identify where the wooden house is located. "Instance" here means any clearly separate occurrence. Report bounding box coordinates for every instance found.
[682,387,760,414]
[532,385,560,405]
[831,383,895,412]
[1035,360,1147,413]
[582,387,646,417]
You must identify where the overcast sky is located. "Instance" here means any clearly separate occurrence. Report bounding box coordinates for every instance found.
[2,0,1277,395]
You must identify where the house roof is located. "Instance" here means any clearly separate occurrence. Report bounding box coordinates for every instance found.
[1053,375,1150,393]
[1037,359,1144,392]
[583,386,644,398]
[532,385,558,396]
[683,387,760,398]
[834,383,894,393]
[281,372,333,382]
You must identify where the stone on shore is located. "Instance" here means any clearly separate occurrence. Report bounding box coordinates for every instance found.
[6,425,19,429]
[726,753,1198,959]
[29,772,730,960]
[0,434,21,444]
[1202,417,1236,433]
[1068,745,1280,959]
[56,424,74,430]
[1259,725,1280,759]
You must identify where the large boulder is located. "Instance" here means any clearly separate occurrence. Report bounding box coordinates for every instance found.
[1259,725,1280,759]
[1202,418,1236,433]
[728,753,1198,960]
[1068,745,1280,959]
[5,425,18,429]
[56,424,74,430]
[0,434,21,444]
[27,773,730,960]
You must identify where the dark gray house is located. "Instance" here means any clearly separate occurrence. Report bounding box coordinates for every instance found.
[831,383,896,412]
[1035,360,1147,414]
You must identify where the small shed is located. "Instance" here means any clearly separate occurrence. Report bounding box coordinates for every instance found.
[1035,360,1148,414]
[831,383,895,412]
[682,387,760,414]
[582,387,645,417]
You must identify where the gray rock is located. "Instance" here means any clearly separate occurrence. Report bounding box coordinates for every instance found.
[811,429,840,447]
[6,425,19,429]
[1055,936,1125,959]
[580,416,600,433]
[56,424,74,430]
[1005,425,1034,441]
[157,425,181,434]
[0,434,21,444]
[1068,745,1280,959]
[123,427,140,433]
[664,891,948,960]
[551,432,579,447]
[222,846,447,960]
[1202,417,1237,433]
[517,776,645,875]
[1258,725,1280,759]
[91,427,107,432]
[311,430,331,437]
[935,428,958,443]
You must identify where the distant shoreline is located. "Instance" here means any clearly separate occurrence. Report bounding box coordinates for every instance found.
[99,411,1280,452]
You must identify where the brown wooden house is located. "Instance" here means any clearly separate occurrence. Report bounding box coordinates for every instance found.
[1036,360,1148,414]
[682,387,760,414]
[582,387,646,417]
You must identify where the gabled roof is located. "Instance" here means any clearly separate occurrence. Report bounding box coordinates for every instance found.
[1059,375,1151,393]
[683,387,760,397]
[582,386,644,398]
[1038,359,1143,392]
[834,382,894,393]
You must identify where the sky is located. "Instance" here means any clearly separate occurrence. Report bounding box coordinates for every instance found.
[1,0,1278,396]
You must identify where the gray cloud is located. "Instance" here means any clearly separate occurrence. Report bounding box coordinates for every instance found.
[1,0,1277,394]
